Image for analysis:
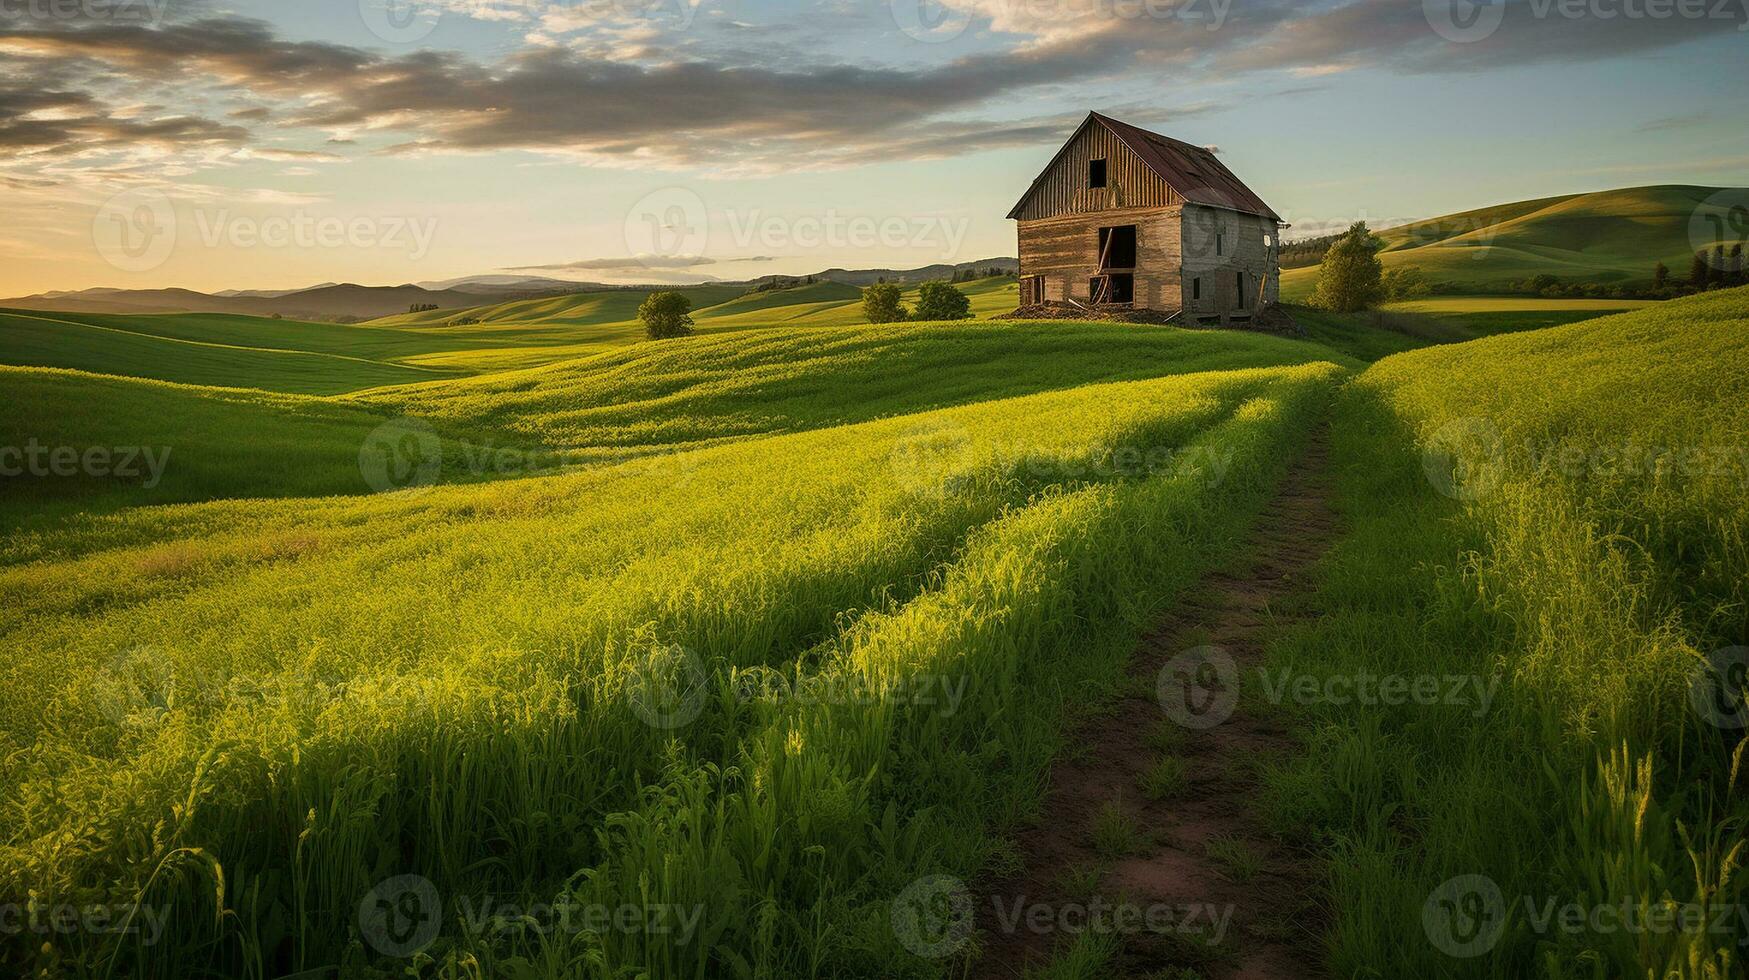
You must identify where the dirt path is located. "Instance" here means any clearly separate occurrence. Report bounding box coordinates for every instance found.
[976,431,1338,979]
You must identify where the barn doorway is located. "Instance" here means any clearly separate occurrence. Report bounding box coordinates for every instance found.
[1096,225,1137,270]
[1089,273,1134,305]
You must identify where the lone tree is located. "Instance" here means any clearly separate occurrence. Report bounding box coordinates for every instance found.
[1690,251,1712,291]
[1652,261,1669,290]
[638,291,694,339]
[913,280,972,321]
[1309,221,1384,313]
[862,282,908,324]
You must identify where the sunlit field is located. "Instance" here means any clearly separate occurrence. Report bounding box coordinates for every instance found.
[1,324,1340,975]
[5,280,1747,979]
[1265,288,1749,978]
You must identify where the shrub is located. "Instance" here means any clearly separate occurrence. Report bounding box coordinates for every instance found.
[913,280,972,321]
[638,291,694,340]
[861,282,907,324]
[1309,222,1384,313]
[1380,266,1430,302]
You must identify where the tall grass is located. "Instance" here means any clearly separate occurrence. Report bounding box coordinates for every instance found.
[1,360,1340,977]
[1262,287,1749,977]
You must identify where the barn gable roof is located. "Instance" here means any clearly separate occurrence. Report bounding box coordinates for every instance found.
[1006,112,1281,222]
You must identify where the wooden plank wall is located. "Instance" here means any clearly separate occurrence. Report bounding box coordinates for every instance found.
[1011,123,1181,221]
[1179,206,1281,318]
[1017,206,1182,309]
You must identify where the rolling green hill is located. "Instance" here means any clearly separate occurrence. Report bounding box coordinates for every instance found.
[0,310,465,395]
[4,251,1748,978]
[1282,184,1743,299]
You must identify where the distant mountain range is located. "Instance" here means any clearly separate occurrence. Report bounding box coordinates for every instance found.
[1,260,1019,321]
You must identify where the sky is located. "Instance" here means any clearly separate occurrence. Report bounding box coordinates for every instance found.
[1,0,1745,295]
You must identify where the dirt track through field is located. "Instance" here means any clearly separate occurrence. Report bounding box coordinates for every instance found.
[977,429,1337,978]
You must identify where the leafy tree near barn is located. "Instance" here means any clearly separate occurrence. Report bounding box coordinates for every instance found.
[1652,262,1669,290]
[914,280,972,321]
[862,282,908,324]
[638,291,694,339]
[1310,221,1384,313]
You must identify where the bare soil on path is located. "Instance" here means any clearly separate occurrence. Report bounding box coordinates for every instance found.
[976,431,1338,979]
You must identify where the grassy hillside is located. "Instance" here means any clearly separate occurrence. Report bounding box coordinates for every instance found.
[7,260,1739,977]
[349,317,1338,453]
[1265,286,1749,977]
[1,355,1341,978]
[0,317,1345,541]
[1283,184,1742,298]
[0,310,463,394]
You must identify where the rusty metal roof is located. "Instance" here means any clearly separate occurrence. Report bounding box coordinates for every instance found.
[1008,112,1281,222]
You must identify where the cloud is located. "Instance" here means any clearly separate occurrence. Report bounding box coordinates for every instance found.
[230,147,347,162]
[510,254,718,271]
[0,83,246,156]
[0,4,1742,175]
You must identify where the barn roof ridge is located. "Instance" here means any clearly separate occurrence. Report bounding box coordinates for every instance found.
[1006,112,1280,222]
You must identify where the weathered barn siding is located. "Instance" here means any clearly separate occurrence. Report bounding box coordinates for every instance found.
[1010,113,1282,320]
[1179,205,1280,317]
[1018,207,1183,308]
[1010,124,1182,221]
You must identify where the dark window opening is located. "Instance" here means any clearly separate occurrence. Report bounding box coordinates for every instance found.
[1096,225,1136,270]
[1088,158,1107,189]
[1216,231,1224,256]
[1088,273,1133,305]
[1192,277,1201,301]
[1236,271,1246,309]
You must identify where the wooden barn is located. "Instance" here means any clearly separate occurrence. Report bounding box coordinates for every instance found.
[1009,112,1284,323]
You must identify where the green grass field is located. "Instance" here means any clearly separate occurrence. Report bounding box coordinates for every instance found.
[1260,287,1749,978]
[4,276,1747,979]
